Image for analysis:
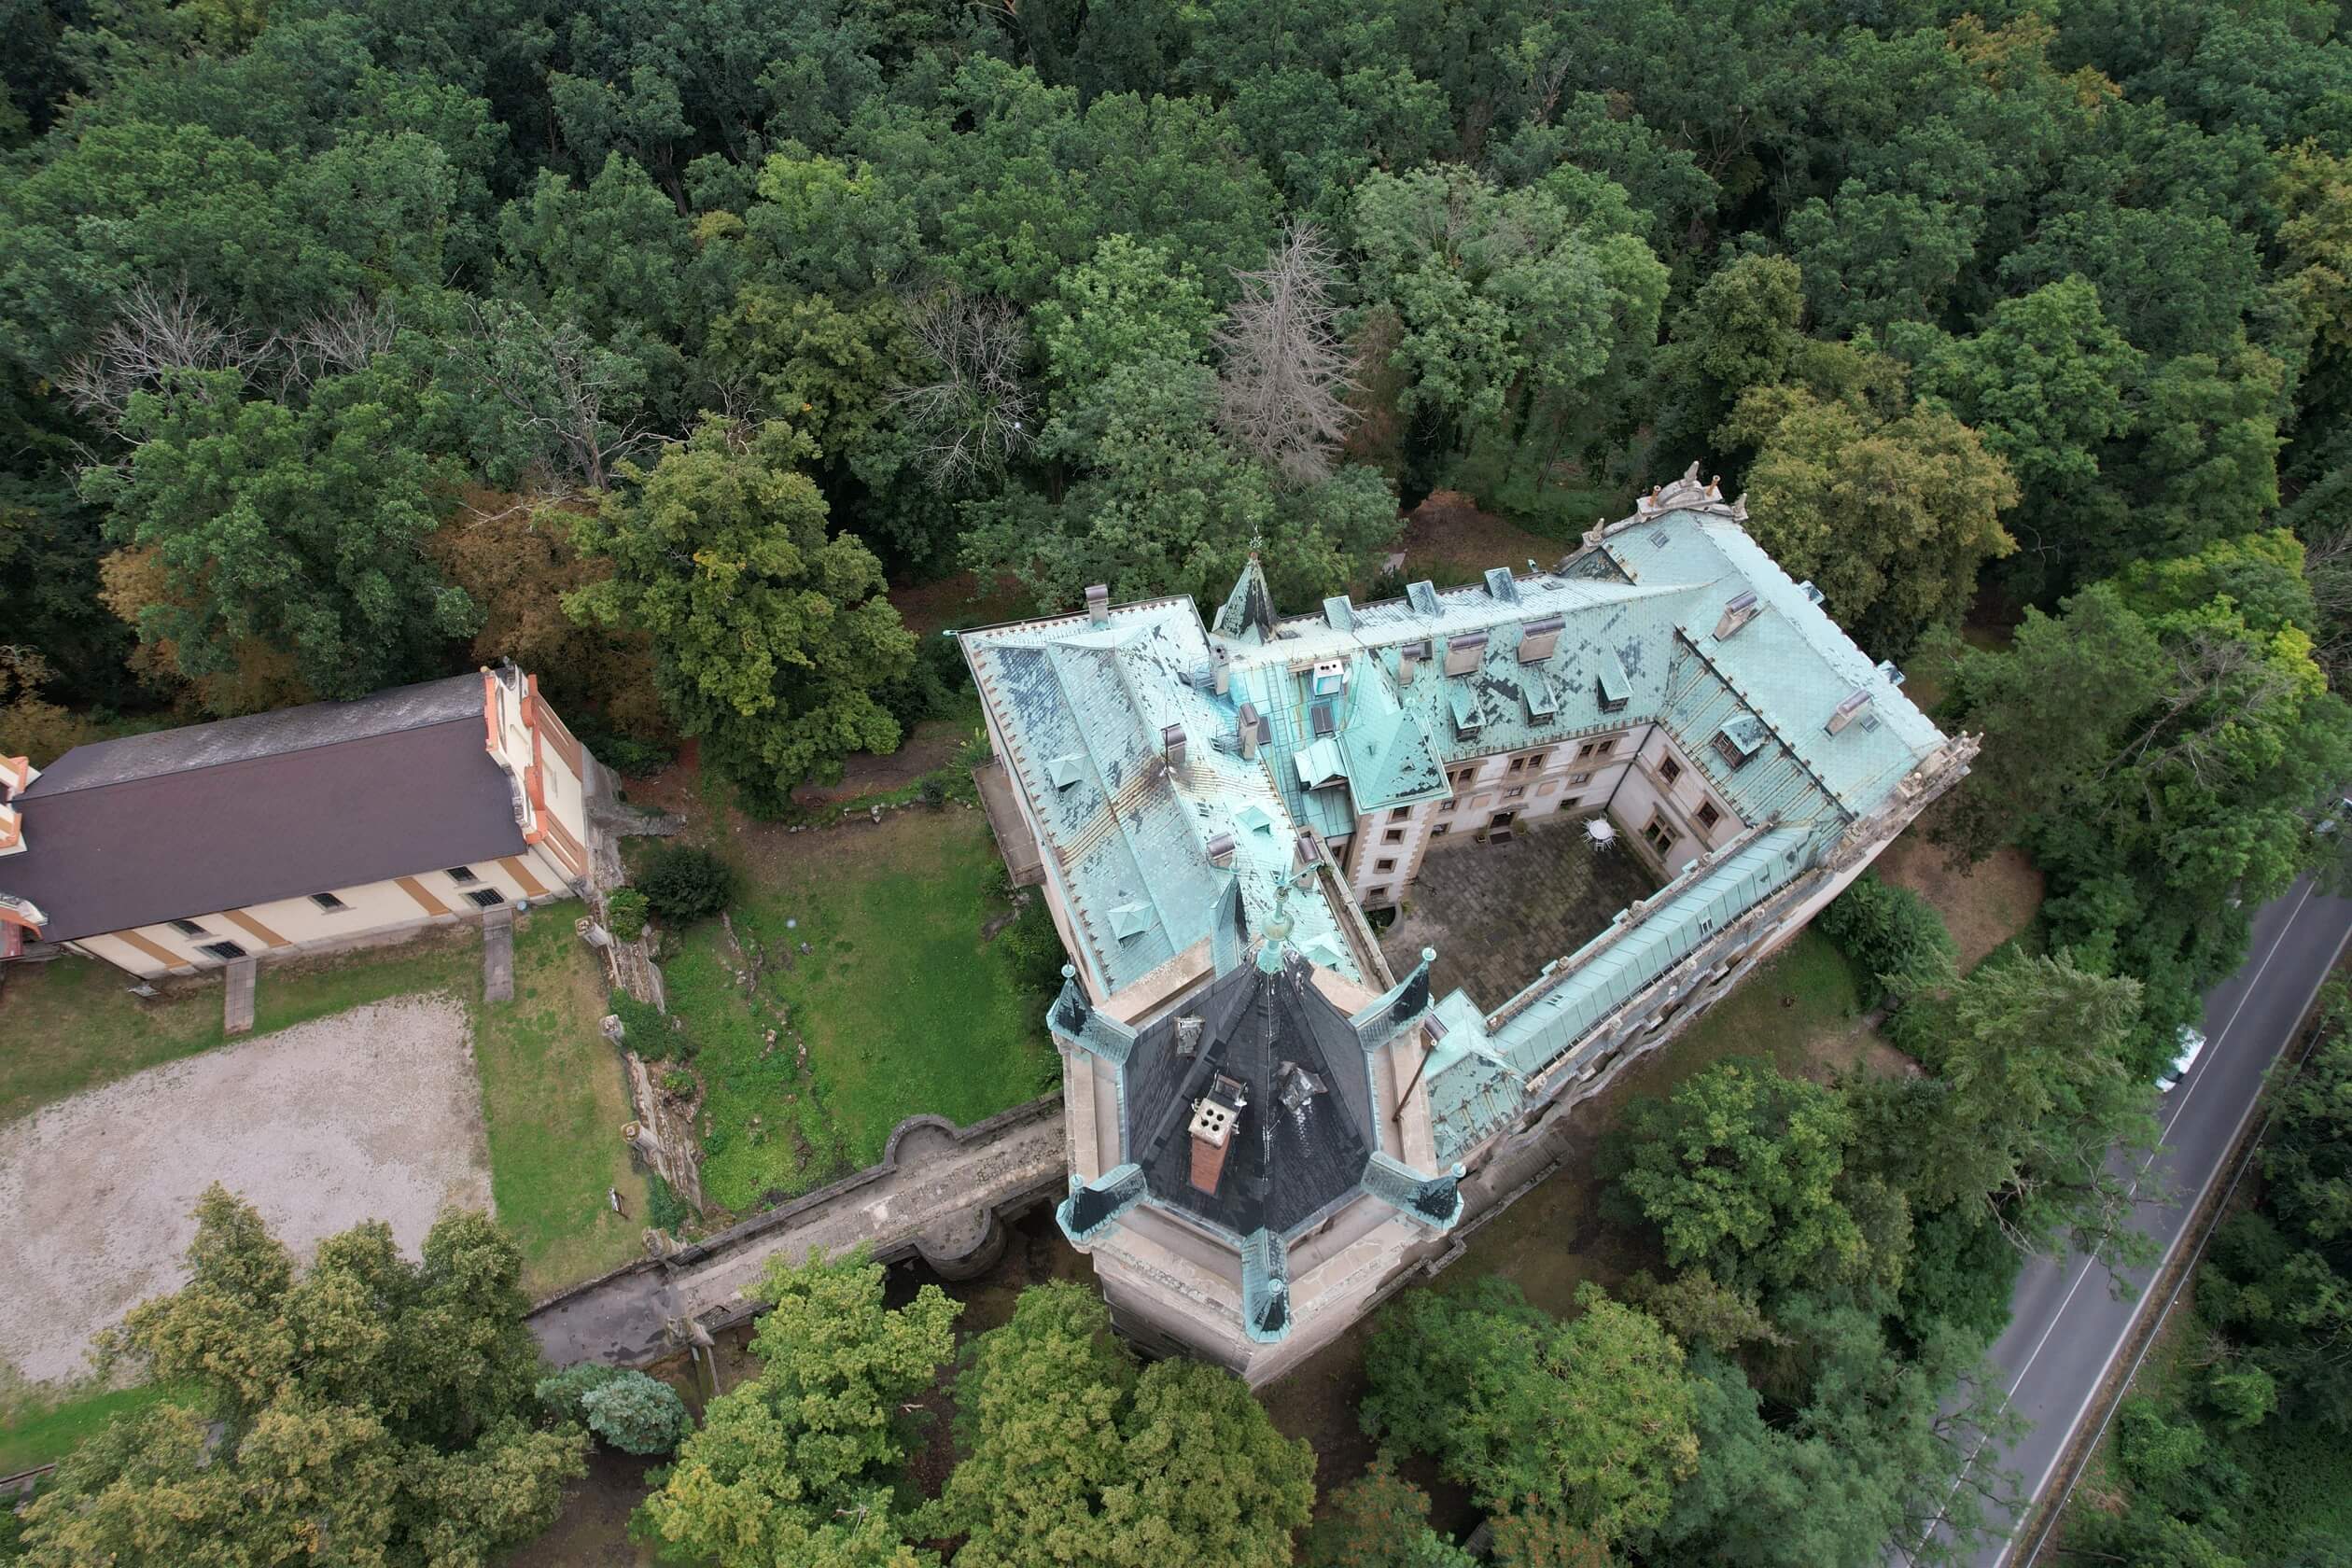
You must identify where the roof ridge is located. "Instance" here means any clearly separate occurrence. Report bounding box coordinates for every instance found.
[29,709,483,798]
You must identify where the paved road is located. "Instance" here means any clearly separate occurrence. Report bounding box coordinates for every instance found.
[1922,880,2352,1566]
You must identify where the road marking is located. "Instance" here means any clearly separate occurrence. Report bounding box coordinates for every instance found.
[1906,881,2332,1566]
[1981,882,2340,1567]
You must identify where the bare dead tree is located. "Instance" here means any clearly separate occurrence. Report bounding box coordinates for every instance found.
[892,287,1034,489]
[2303,522,2352,687]
[278,296,399,389]
[1212,223,1357,487]
[449,300,659,495]
[57,281,273,427]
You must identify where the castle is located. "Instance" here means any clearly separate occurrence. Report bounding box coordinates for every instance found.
[959,467,1974,1382]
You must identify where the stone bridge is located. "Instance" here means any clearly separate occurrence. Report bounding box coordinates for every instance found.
[527,1097,1067,1366]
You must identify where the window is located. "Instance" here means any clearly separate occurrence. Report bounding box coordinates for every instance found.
[1698,801,1722,830]
[1526,751,1547,770]
[1508,757,1526,774]
[1450,766,1477,788]
[1437,797,1456,814]
[1375,857,1397,873]
[1431,822,1450,838]
[201,940,246,961]
[1559,797,1582,813]
[1643,814,1676,855]
[1366,886,1392,903]
[445,866,479,885]
[1504,785,1526,801]
[1388,806,1412,822]
[169,919,209,938]
[1382,827,1406,844]
[1660,756,1683,786]
[1569,770,1593,786]
[467,888,507,909]
[309,892,348,912]
[1577,737,1615,760]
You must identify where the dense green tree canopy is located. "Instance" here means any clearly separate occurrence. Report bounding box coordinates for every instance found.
[566,417,916,810]
[1363,1280,1700,1545]
[637,1246,959,1566]
[924,1281,1315,1568]
[13,1186,583,1567]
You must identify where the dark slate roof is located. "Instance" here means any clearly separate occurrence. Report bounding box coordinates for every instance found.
[5,676,531,942]
[1126,947,1379,1239]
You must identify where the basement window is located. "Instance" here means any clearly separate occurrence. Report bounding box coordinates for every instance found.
[467,888,507,909]
[310,892,349,913]
[170,919,209,938]
[445,866,480,885]
[201,941,246,961]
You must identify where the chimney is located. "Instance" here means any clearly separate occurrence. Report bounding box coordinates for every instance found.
[1161,721,1188,772]
[1713,590,1761,641]
[1294,827,1323,872]
[1187,1076,1246,1194]
[1236,702,1261,760]
[1211,644,1231,695]
[1398,640,1424,685]
[1085,583,1110,625]
[1206,831,1236,867]
[1826,688,1873,735]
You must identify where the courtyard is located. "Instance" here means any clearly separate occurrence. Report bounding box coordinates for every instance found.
[1378,812,1660,1012]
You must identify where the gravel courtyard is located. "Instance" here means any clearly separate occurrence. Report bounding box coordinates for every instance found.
[0,995,492,1386]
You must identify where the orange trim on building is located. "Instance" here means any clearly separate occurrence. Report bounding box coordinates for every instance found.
[115,929,185,970]
[221,908,290,949]
[482,670,501,754]
[0,757,28,798]
[498,855,551,898]
[0,904,41,933]
[395,875,455,917]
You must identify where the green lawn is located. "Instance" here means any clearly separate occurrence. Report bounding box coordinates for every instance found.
[472,915,651,1295]
[671,807,1055,1212]
[0,919,647,1300]
[0,1380,195,1475]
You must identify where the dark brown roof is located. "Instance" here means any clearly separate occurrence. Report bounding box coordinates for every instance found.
[5,676,535,943]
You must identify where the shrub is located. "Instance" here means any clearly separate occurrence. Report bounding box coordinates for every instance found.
[536,1363,624,1426]
[918,772,948,808]
[638,846,736,924]
[580,1370,694,1455]
[1815,874,1957,1005]
[645,1172,691,1234]
[607,988,667,1050]
[606,887,649,942]
[996,895,1069,996]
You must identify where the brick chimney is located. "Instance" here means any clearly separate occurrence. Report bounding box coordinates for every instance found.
[1187,1075,1246,1194]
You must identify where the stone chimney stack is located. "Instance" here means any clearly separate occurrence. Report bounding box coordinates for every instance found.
[1085,584,1110,626]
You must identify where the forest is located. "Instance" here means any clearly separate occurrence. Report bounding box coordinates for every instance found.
[5,1,2352,1565]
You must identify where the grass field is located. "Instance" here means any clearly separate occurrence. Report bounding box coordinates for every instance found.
[0,918,646,1300]
[472,915,651,1295]
[671,806,1055,1213]
[0,1379,197,1475]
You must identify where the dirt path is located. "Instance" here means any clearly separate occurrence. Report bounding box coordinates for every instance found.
[0,995,491,1387]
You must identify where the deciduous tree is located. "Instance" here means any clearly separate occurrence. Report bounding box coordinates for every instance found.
[15,1187,583,1568]
[565,417,916,812]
